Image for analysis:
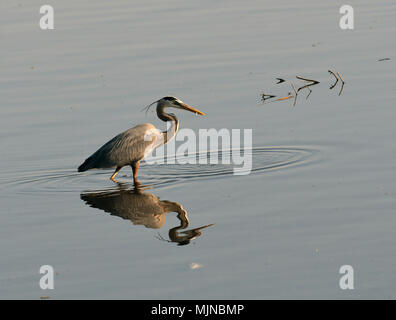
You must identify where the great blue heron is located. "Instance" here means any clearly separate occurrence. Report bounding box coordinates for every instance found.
[78,96,205,184]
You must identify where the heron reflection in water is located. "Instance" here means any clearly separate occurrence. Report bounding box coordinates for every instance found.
[80,184,213,245]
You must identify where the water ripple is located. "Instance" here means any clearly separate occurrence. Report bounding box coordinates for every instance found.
[0,147,320,194]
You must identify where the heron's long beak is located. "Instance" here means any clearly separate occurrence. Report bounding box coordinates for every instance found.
[180,103,205,116]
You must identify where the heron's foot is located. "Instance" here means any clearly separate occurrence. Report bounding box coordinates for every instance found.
[110,166,122,182]
[133,179,142,189]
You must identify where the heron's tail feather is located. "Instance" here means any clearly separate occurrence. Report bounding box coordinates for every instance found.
[78,156,95,172]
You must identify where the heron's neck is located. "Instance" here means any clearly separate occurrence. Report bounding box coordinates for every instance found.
[157,107,179,145]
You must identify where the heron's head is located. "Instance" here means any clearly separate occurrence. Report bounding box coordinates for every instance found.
[158,96,205,116]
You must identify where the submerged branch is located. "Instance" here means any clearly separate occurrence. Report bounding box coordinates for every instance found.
[328,70,339,89]
[296,75,320,85]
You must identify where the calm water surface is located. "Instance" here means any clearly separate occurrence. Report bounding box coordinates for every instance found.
[1,0,396,299]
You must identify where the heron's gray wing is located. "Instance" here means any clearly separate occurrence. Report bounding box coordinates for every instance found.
[81,124,161,170]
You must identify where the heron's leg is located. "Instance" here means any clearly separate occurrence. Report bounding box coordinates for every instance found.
[110,166,122,182]
[131,161,140,186]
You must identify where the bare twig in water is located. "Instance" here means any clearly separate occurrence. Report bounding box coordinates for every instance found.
[328,69,338,79]
[295,75,319,95]
[262,94,294,105]
[297,82,317,94]
[261,93,276,103]
[328,70,339,89]
[296,75,320,85]
[336,72,345,96]
[338,82,345,96]
[262,71,346,107]
[290,83,298,106]
[336,72,345,84]
[277,95,294,102]
[291,83,297,95]
[305,87,312,100]
[294,75,320,102]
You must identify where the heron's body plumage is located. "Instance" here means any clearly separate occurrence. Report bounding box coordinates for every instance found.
[78,123,161,172]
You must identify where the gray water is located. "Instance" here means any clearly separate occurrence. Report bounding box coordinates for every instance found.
[1,0,395,299]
